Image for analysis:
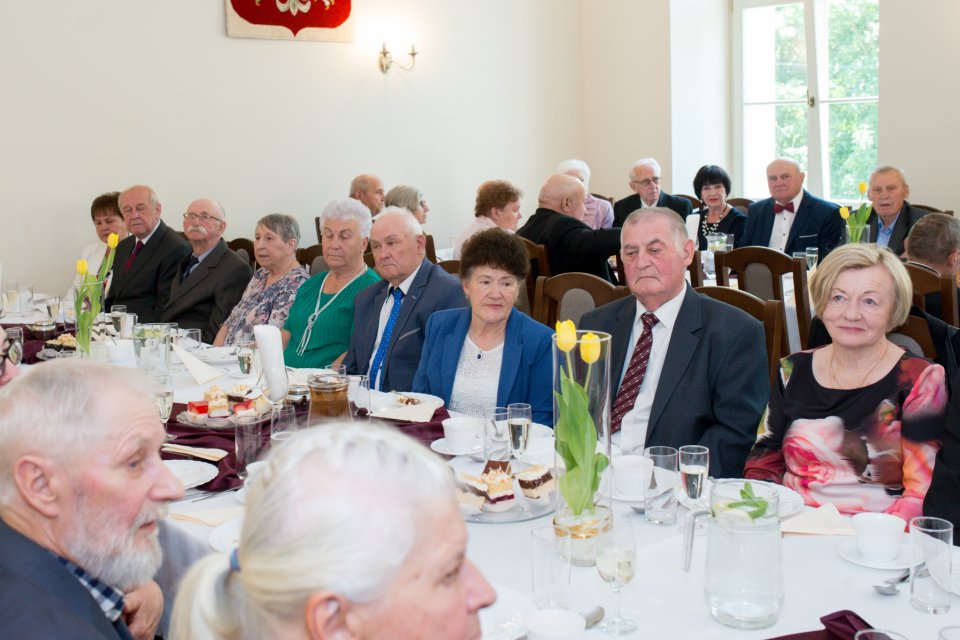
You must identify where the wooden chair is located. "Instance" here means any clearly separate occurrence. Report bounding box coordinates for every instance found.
[425,234,438,263]
[520,237,552,309]
[591,193,615,205]
[438,260,461,276]
[363,252,376,269]
[227,238,257,270]
[912,204,946,214]
[904,263,959,326]
[314,216,323,244]
[695,286,784,386]
[715,246,811,353]
[676,193,702,210]
[297,244,324,273]
[889,315,937,359]
[533,272,631,328]
[727,197,754,214]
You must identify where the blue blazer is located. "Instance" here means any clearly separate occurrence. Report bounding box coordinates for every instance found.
[739,190,842,258]
[413,307,554,425]
[343,258,466,392]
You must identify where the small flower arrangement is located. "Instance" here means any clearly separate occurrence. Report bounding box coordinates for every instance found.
[554,320,609,516]
[74,233,119,355]
[839,181,871,243]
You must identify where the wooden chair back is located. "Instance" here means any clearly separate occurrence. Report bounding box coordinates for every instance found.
[296,244,324,273]
[905,263,959,326]
[912,204,946,214]
[363,252,376,269]
[438,260,461,276]
[715,246,811,352]
[889,315,937,359]
[590,193,615,205]
[227,238,257,270]
[520,237,552,309]
[695,286,784,386]
[727,197,754,214]
[425,234,438,263]
[314,216,322,244]
[676,193,702,210]
[533,272,631,328]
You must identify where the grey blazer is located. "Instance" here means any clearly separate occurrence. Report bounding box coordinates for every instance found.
[580,286,769,478]
[161,240,252,343]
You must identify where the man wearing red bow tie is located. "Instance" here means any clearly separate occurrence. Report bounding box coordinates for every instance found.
[739,158,843,258]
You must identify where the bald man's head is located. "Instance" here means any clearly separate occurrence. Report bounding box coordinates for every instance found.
[538,174,587,221]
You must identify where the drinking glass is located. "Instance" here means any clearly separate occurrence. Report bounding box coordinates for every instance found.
[909,516,953,614]
[45,295,61,321]
[182,328,202,352]
[237,341,256,375]
[853,632,909,640]
[483,406,510,463]
[119,313,137,339]
[110,305,126,332]
[805,247,819,269]
[792,251,807,266]
[679,445,710,507]
[152,374,174,423]
[596,520,638,635]
[507,402,532,458]
[530,525,572,610]
[19,284,33,312]
[347,374,370,418]
[133,323,170,372]
[644,446,679,525]
[5,328,24,366]
[270,404,297,443]
[235,416,264,480]
[4,281,19,313]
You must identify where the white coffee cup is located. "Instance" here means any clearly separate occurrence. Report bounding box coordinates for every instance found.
[853,512,906,562]
[612,454,653,497]
[523,609,586,640]
[442,417,478,452]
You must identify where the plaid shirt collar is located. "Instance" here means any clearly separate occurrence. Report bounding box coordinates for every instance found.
[53,554,125,623]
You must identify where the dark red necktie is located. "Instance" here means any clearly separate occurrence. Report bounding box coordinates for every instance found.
[123,240,144,273]
[611,312,659,433]
[773,202,795,214]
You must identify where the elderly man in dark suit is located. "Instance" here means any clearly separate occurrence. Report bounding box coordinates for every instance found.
[0,361,182,638]
[580,208,768,478]
[739,158,843,258]
[517,174,621,283]
[160,198,251,343]
[343,207,465,392]
[866,166,928,255]
[612,158,693,227]
[105,185,191,322]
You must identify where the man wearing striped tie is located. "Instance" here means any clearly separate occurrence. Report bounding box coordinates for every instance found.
[343,207,466,392]
[580,208,768,478]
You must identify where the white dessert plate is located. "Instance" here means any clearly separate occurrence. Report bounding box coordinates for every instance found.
[368,390,444,412]
[480,585,536,640]
[195,346,239,365]
[837,536,911,570]
[431,437,483,456]
[163,459,219,490]
[209,516,243,553]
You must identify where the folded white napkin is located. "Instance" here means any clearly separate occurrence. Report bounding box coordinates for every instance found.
[254,325,288,401]
[172,343,223,384]
[170,506,244,527]
[781,503,854,536]
[162,444,228,462]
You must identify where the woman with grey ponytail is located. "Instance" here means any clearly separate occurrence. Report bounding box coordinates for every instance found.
[170,422,495,639]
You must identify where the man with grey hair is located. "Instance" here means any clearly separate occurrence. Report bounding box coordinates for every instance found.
[581,208,768,478]
[613,158,693,227]
[0,360,183,638]
[557,158,614,229]
[161,197,252,343]
[349,173,385,215]
[903,212,960,322]
[867,166,928,255]
[517,173,621,283]
[344,207,465,391]
[106,185,191,322]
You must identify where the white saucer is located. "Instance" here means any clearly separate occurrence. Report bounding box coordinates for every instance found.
[431,437,482,456]
[837,536,911,570]
[610,488,645,505]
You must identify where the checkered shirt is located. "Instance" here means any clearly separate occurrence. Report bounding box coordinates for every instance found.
[53,554,125,623]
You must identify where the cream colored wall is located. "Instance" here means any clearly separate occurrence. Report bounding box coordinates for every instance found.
[0,0,583,292]
[878,0,958,213]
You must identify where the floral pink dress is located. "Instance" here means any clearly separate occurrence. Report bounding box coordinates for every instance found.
[220,267,308,345]
[744,348,947,521]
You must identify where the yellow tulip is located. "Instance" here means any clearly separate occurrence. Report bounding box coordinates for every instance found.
[858,181,868,195]
[76,259,88,276]
[580,332,601,364]
[839,206,850,220]
[107,232,119,249]
[555,320,577,352]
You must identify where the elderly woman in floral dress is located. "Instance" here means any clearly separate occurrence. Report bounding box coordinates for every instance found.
[214,214,308,346]
[745,244,947,521]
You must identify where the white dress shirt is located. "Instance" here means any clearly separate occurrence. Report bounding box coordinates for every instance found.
[768,192,804,253]
[613,288,686,454]
[368,263,422,388]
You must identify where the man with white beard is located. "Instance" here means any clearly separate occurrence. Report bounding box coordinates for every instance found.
[0,360,183,638]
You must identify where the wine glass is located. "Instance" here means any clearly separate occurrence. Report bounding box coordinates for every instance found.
[679,445,710,508]
[152,374,175,440]
[46,295,61,321]
[507,402,532,458]
[596,521,638,635]
[110,305,126,332]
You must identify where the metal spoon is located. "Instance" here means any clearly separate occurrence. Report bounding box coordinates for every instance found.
[873,569,911,596]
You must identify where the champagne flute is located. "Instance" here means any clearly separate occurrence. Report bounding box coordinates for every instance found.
[805,246,819,270]
[679,445,710,508]
[46,295,61,321]
[110,305,126,332]
[152,374,175,442]
[237,341,256,375]
[507,402,532,458]
[596,521,638,635]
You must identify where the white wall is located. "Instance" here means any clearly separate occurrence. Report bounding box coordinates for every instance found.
[878,0,958,213]
[0,0,583,292]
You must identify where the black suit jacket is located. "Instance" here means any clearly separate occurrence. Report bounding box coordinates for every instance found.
[866,201,929,256]
[516,208,620,283]
[924,370,960,540]
[105,220,191,323]
[343,259,467,392]
[580,286,769,478]
[613,192,693,227]
[0,519,133,639]
[739,190,843,258]
[161,240,253,343]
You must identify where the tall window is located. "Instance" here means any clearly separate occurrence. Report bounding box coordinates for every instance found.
[733,0,879,202]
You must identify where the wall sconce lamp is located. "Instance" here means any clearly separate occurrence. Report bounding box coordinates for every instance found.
[378,43,418,73]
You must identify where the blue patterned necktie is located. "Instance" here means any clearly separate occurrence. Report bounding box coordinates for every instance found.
[370,286,404,390]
